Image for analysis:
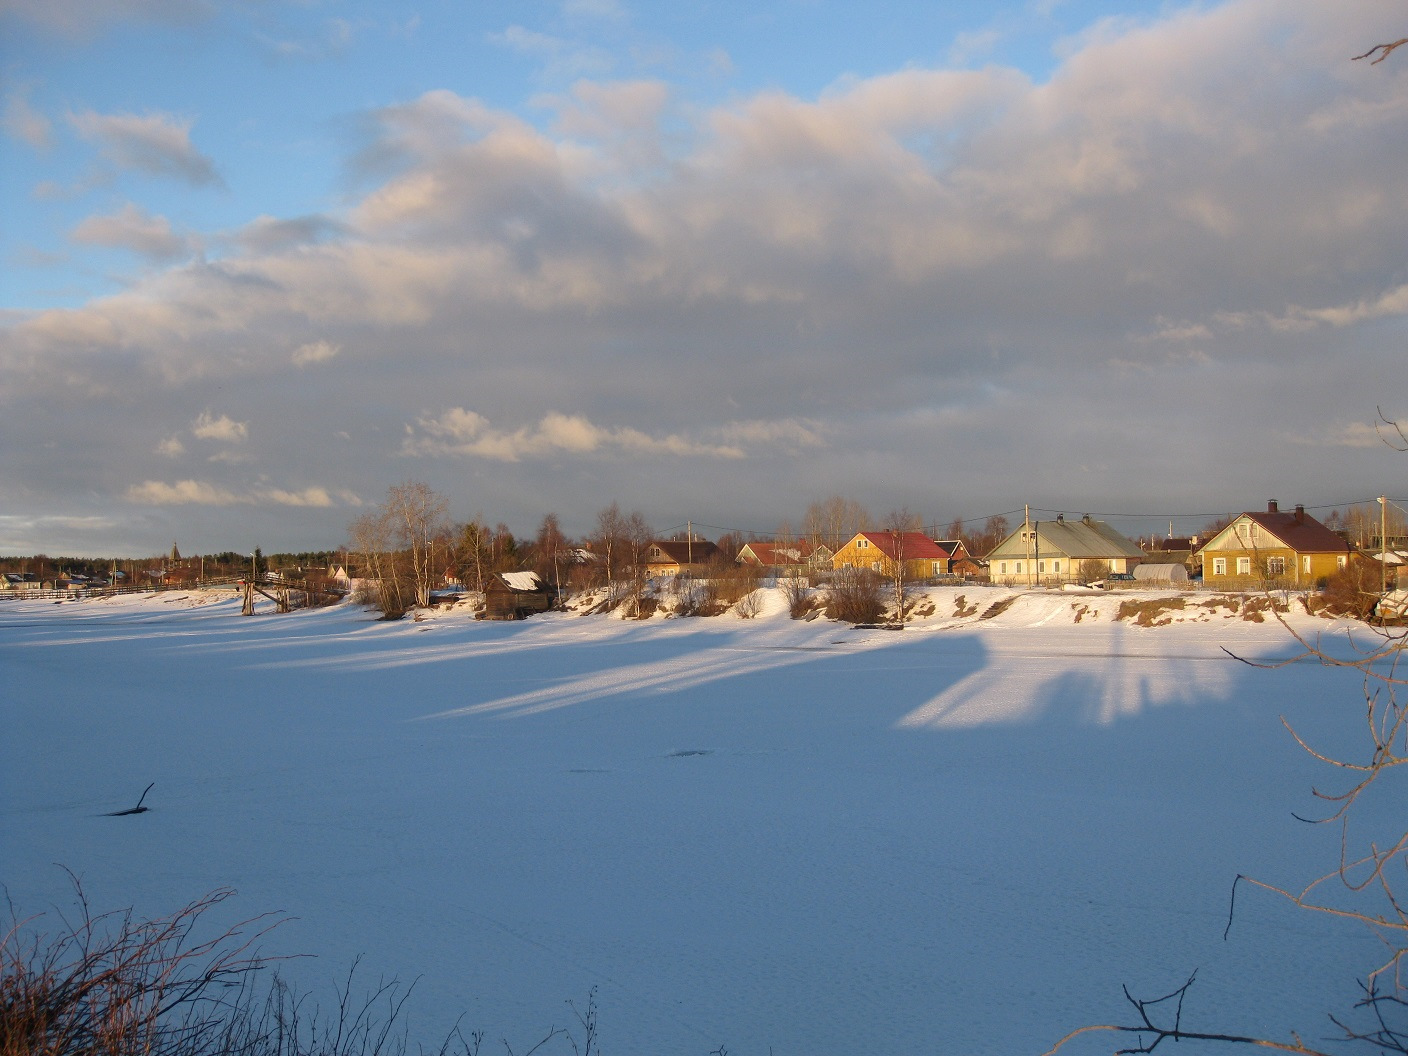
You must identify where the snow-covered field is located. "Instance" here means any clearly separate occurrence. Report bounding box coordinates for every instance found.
[0,587,1391,1054]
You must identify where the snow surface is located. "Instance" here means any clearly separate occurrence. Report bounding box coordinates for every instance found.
[0,587,1393,1054]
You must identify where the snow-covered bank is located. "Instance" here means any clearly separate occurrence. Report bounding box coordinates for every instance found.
[0,589,1389,1055]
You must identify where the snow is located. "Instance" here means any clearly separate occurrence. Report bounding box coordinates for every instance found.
[500,571,544,591]
[0,586,1392,1055]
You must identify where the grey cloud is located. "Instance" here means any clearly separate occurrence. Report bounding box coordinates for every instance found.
[70,109,223,187]
[228,214,345,253]
[70,202,198,259]
[2,0,1406,552]
[2,0,212,36]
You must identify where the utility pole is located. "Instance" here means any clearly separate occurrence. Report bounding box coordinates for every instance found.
[1024,504,1033,587]
[687,520,693,567]
[1380,496,1389,595]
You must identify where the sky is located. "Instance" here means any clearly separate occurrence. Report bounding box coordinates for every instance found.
[1,0,1405,556]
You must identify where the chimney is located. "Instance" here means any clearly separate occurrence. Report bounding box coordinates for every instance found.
[1295,504,1305,523]
[1267,500,1279,514]
[1082,514,1092,525]
[1056,513,1064,524]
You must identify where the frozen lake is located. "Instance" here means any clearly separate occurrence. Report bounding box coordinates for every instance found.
[0,588,1389,1054]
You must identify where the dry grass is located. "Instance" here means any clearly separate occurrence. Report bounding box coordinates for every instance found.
[1115,598,1186,626]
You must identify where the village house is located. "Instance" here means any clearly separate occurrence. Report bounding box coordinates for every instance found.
[735,540,833,575]
[832,531,953,581]
[481,571,556,620]
[1197,501,1350,586]
[645,539,722,578]
[932,538,985,579]
[987,514,1144,584]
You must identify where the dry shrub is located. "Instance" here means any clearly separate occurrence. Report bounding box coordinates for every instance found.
[733,590,762,619]
[824,568,885,624]
[0,878,504,1056]
[1315,557,1382,620]
[0,878,283,1056]
[781,577,820,619]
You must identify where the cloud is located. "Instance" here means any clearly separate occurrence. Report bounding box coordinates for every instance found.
[126,479,239,505]
[229,214,343,253]
[70,202,196,259]
[2,0,212,36]
[2,89,53,150]
[69,109,222,187]
[1291,284,1408,328]
[292,339,341,366]
[191,411,247,443]
[156,435,185,457]
[403,409,755,461]
[488,24,614,79]
[4,0,1407,549]
[125,479,341,506]
[1284,421,1395,449]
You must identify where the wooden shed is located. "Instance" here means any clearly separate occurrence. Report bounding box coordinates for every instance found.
[482,571,556,620]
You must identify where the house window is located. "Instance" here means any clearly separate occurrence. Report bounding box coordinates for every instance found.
[1267,557,1285,576]
[999,562,1008,574]
[857,538,868,548]
[1015,562,1023,574]
[1337,555,1347,569]
[1303,556,1312,573]
[1213,558,1226,576]
[1237,557,1251,574]
[1052,561,1061,573]
[1038,561,1045,573]
[932,562,942,577]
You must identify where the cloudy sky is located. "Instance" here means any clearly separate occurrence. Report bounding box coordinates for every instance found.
[1,0,1405,556]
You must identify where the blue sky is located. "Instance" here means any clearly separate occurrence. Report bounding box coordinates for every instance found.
[2,0,1405,555]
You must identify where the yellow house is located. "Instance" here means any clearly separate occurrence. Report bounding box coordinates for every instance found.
[832,531,952,580]
[1197,501,1350,586]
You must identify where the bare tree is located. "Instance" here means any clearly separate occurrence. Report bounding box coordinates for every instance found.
[804,495,870,556]
[347,507,406,617]
[881,508,922,626]
[532,513,568,598]
[384,482,448,610]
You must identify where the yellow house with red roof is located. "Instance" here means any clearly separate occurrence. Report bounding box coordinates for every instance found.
[832,531,953,580]
[1197,501,1350,586]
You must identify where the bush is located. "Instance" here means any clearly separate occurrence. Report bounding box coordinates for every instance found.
[1316,557,1381,619]
[0,878,592,1056]
[824,567,885,624]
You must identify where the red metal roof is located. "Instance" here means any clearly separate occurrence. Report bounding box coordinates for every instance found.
[854,532,952,561]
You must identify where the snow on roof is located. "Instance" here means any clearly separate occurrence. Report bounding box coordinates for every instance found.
[499,571,543,591]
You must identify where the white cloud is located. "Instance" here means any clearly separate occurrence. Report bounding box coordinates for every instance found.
[292,339,341,366]
[125,479,344,506]
[70,202,195,259]
[156,435,185,457]
[127,479,239,505]
[69,109,222,186]
[191,411,248,443]
[403,409,752,461]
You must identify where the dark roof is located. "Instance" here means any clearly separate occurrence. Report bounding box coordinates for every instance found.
[648,540,722,565]
[1238,509,1349,554]
[1198,503,1349,555]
